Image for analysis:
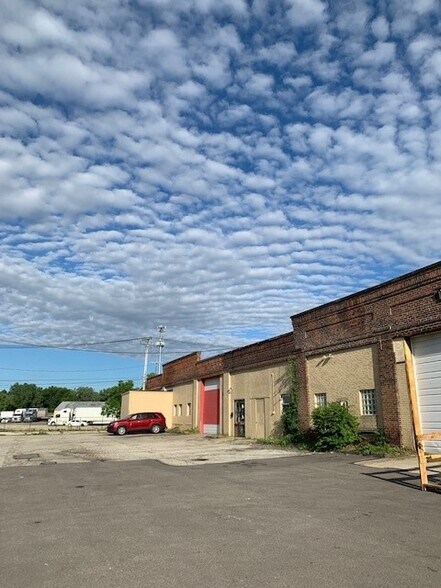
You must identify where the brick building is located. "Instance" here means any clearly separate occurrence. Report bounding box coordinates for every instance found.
[147,333,294,438]
[144,261,441,446]
[291,260,441,446]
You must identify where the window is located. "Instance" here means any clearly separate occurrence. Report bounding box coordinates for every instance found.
[178,404,182,416]
[314,393,327,408]
[360,389,377,415]
[173,404,177,416]
[280,394,290,414]
[186,403,192,416]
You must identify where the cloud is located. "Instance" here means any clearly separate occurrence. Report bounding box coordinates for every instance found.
[286,0,327,28]
[0,0,439,375]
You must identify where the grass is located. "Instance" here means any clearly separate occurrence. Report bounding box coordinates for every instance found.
[256,435,415,457]
[343,442,414,458]
[255,436,296,447]
[168,427,200,435]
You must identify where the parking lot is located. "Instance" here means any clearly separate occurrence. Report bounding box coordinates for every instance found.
[0,428,300,467]
[1,430,440,588]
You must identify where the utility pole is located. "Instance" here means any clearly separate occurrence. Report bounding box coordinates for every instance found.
[156,325,166,374]
[141,337,152,390]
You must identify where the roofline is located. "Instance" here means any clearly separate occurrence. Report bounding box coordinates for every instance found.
[291,259,441,320]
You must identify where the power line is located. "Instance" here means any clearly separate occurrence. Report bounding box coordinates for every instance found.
[0,366,137,373]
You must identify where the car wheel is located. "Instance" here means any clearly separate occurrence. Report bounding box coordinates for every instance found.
[117,426,127,436]
[49,422,56,426]
[150,424,161,434]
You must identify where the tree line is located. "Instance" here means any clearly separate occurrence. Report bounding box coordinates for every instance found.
[0,380,135,413]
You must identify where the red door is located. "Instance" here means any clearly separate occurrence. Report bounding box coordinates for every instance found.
[201,378,220,435]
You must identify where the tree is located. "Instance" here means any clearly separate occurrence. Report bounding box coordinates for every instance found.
[9,383,40,408]
[101,380,134,418]
[0,390,10,411]
[74,387,97,401]
[38,386,75,412]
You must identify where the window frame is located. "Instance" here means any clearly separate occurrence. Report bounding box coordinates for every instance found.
[314,393,327,408]
[360,389,377,416]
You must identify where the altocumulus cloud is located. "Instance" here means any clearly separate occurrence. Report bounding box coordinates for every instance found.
[0,0,440,358]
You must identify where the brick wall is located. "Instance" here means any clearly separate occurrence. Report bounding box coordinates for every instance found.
[147,352,200,389]
[224,332,295,372]
[147,333,295,389]
[291,261,441,444]
[292,261,441,354]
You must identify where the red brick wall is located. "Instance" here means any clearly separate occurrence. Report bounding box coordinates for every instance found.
[147,352,200,389]
[147,333,295,388]
[292,261,441,354]
[376,340,402,445]
[224,332,295,372]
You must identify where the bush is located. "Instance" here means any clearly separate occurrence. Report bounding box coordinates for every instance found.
[281,359,301,443]
[312,402,360,451]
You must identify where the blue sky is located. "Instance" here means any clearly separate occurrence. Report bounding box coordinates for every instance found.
[0,0,440,391]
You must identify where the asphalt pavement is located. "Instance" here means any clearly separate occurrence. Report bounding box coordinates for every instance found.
[1,452,440,588]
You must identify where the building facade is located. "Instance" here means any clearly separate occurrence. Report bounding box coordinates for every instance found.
[144,261,441,446]
[147,333,294,439]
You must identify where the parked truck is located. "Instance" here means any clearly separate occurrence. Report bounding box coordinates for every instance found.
[48,406,114,426]
[36,408,48,421]
[23,408,38,422]
[0,410,14,423]
[12,408,27,422]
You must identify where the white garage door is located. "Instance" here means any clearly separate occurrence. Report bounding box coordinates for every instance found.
[412,332,441,454]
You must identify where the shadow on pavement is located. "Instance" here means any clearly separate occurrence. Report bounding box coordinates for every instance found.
[363,466,441,492]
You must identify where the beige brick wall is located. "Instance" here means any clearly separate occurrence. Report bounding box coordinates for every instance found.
[307,346,380,431]
[229,363,290,439]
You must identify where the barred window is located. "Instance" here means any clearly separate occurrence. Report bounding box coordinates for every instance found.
[360,389,377,415]
[314,393,327,408]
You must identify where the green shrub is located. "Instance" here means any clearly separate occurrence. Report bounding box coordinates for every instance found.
[281,359,301,442]
[312,402,359,450]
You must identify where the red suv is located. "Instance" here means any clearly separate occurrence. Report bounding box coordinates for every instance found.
[107,412,166,436]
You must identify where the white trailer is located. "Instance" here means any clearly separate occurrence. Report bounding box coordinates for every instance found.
[48,405,113,426]
[0,411,14,423]
[36,408,49,421]
[73,406,114,425]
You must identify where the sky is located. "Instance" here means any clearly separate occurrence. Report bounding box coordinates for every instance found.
[0,0,440,391]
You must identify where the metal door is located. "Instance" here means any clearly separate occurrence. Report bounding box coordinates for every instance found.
[412,332,441,453]
[234,399,245,437]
